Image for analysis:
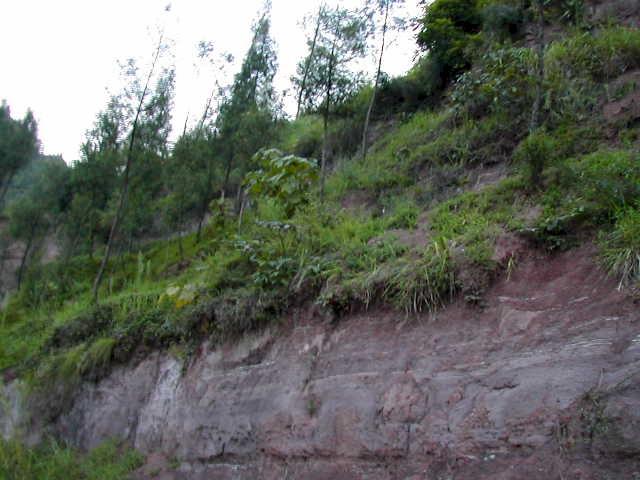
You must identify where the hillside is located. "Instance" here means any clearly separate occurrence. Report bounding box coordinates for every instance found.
[1,0,640,478]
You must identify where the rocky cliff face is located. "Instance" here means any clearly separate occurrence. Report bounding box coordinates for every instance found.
[4,244,640,479]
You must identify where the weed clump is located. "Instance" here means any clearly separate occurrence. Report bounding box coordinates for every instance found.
[601,208,640,288]
[0,438,143,480]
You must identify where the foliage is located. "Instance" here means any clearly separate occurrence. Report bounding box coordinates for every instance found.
[3,5,640,429]
[375,56,446,114]
[601,207,640,288]
[480,1,524,41]
[279,114,324,158]
[416,0,482,84]
[0,438,143,480]
[293,5,373,115]
[513,130,556,186]
[570,150,640,215]
[546,26,640,82]
[451,46,535,120]
[0,101,39,208]
[216,3,279,194]
[245,148,318,218]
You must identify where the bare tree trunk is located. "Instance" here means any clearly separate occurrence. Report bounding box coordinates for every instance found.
[529,0,545,134]
[92,34,164,302]
[529,0,545,186]
[17,229,34,290]
[0,171,15,209]
[221,142,234,201]
[197,142,217,242]
[178,229,184,261]
[296,5,324,119]
[320,38,337,201]
[362,1,390,161]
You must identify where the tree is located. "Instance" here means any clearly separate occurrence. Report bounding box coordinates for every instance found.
[63,96,124,258]
[416,0,482,85]
[120,65,176,245]
[191,46,233,239]
[295,4,326,119]
[7,158,69,289]
[216,2,279,203]
[292,5,373,197]
[92,34,167,301]
[526,0,547,186]
[361,0,404,160]
[0,102,39,208]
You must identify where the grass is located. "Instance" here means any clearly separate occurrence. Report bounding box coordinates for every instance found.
[601,207,640,289]
[2,18,640,431]
[0,438,143,480]
[546,26,640,82]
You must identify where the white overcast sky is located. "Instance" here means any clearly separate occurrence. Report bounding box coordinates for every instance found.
[0,0,422,162]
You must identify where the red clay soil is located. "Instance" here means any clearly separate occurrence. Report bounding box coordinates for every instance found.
[54,244,640,479]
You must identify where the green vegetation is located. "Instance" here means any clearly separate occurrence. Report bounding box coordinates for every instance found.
[1,1,639,472]
[0,438,143,480]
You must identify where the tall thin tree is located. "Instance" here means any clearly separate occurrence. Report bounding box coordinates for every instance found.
[361,0,403,160]
[295,4,325,119]
[92,34,165,302]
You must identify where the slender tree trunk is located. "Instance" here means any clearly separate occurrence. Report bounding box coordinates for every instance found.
[529,0,545,186]
[17,229,34,290]
[92,34,164,302]
[296,5,323,119]
[222,143,234,200]
[237,189,247,228]
[250,29,268,105]
[234,183,244,215]
[178,228,184,262]
[530,0,545,134]
[0,170,15,209]
[362,1,390,161]
[320,38,337,201]
[197,144,217,242]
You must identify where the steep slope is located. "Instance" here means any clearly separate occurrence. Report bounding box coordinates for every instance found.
[6,244,632,479]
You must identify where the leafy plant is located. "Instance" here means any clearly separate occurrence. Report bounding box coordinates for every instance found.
[514,130,556,187]
[245,148,318,218]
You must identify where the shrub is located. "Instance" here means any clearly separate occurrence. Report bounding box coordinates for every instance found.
[451,47,535,120]
[513,131,557,187]
[417,0,482,84]
[279,115,323,158]
[481,1,524,41]
[245,148,318,218]
[47,305,114,350]
[546,27,640,82]
[376,57,445,114]
[385,198,420,229]
[0,438,143,480]
[601,207,640,288]
[571,149,640,214]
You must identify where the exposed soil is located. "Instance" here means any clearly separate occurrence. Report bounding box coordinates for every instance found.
[14,243,633,479]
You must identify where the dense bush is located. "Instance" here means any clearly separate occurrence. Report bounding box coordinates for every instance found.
[375,57,446,114]
[278,115,323,159]
[570,150,640,215]
[546,27,640,82]
[451,46,535,120]
[480,1,524,41]
[513,131,557,186]
[417,0,482,84]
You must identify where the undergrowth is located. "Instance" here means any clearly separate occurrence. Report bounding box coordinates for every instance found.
[1,19,639,430]
[0,438,143,480]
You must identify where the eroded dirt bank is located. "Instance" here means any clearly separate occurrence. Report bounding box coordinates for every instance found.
[19,245,640,478]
